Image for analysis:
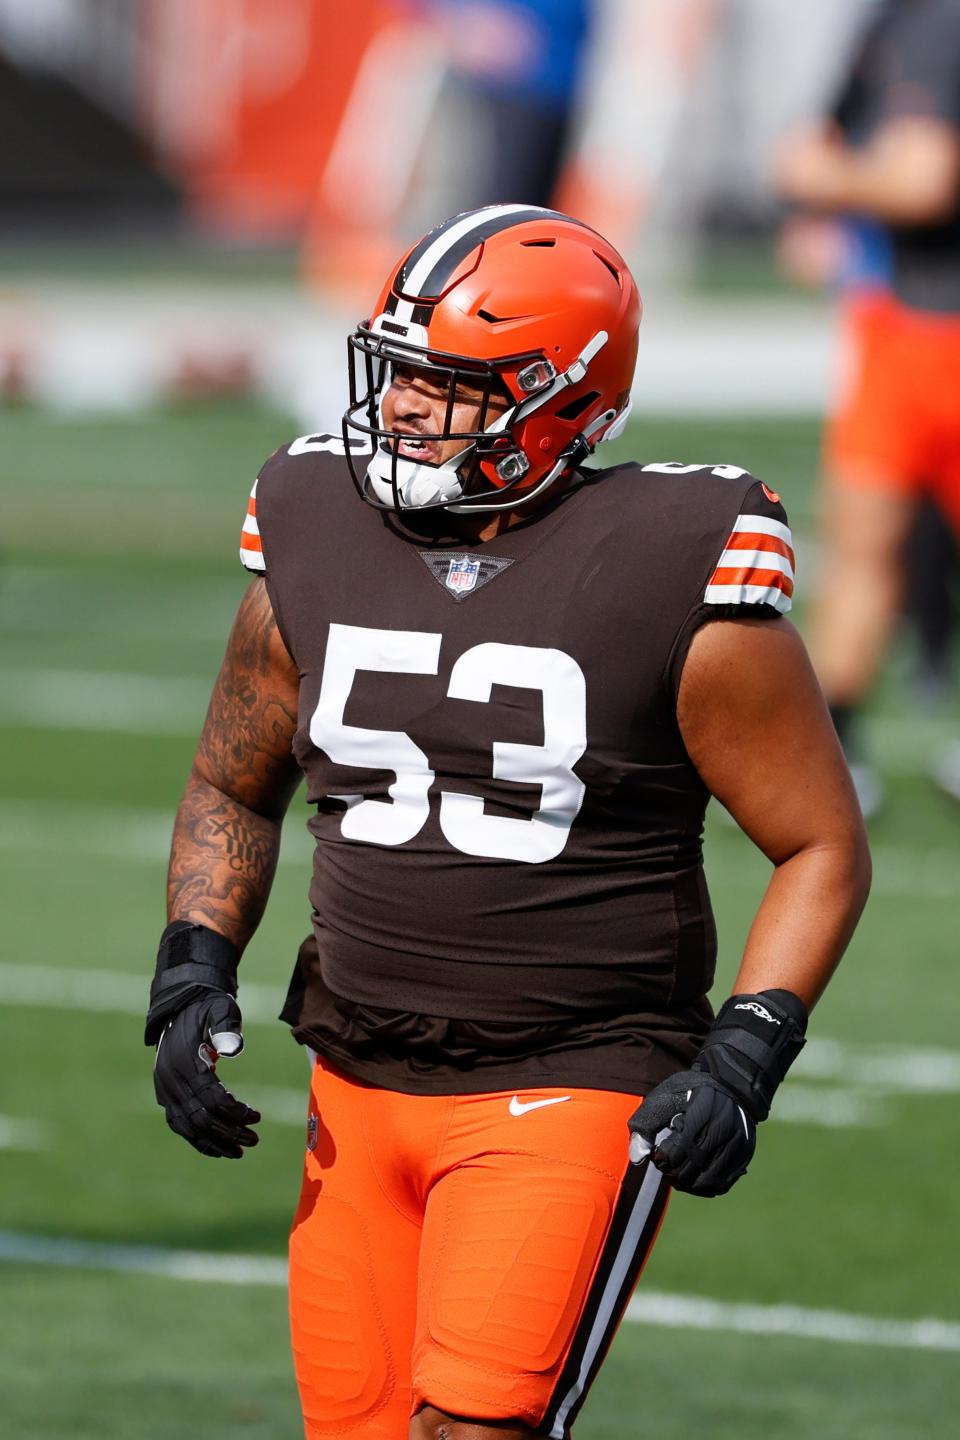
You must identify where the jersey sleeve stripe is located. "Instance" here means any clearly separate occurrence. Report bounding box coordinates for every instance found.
[704,581,792,612]
[714,547,794,580]
[239,478,265,571]
[722,530,794,565]
[704,509,796,611]
[240,539,265,571]
[731,513,792,544]
[709,565,794,595]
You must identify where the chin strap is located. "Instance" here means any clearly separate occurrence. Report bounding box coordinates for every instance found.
[445,393,629,515]
[445,439,590,513]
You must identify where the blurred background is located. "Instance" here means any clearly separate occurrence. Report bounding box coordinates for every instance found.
[1,2,958,1438]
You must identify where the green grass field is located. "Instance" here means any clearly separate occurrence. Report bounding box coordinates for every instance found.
[1,403,958,1439]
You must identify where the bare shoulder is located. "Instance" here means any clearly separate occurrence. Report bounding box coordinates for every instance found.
[194,578,300,813]
[679,616,814,714]
[677,617,861,858]
[225,577,298,686]
[678,615,827,757]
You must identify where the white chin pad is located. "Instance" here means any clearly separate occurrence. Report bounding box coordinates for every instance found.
[365,446,469,509]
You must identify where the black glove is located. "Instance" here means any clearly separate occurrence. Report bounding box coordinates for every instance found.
[146,921,260,1160]
[629,1070,755,1196]
[628,989,807,1197]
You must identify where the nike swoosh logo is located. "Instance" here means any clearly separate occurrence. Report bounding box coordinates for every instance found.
[508,1095,571,1117]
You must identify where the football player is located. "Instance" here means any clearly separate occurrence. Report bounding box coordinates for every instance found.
[146,204,870,1440]
[776,0,960,810]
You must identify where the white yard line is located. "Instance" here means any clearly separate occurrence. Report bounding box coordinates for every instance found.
[769,1084,880,1128]
[0,963,281,1024]
[1,1229,957,1353]
[0,804,175,863]
[0,1117,49,1151]
[0,665,957,776]
[624,1291,960,1353]
[0,669,210,736]
[0,800,312,866]
[0,960,957,1137]
[0,573,242,642]
[0,960,955,1091]
[0,1232,287,1286]
[802,1036,960,1093]
[0,800,954,901]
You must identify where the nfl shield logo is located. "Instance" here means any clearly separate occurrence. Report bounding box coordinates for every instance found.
[446,557,481,594]
[306,1112,319,1152]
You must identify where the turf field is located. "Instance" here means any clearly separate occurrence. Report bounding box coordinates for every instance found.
[1,403,958,1439]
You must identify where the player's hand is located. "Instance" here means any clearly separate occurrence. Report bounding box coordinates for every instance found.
[627,1071,755,1197]
[153,991,261,1159]
[627,988,807,1197]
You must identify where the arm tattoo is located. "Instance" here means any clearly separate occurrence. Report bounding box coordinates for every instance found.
[167,776,282,949]
[167,579,301,950]
[195,579,299,810]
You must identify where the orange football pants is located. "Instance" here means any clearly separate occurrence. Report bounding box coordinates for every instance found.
[825,291,960,532]
[288,1055,669,1439]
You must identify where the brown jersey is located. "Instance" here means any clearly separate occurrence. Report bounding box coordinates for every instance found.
[239,436,795,1094]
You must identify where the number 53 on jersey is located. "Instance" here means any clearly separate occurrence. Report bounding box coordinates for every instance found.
[310,623,588,864]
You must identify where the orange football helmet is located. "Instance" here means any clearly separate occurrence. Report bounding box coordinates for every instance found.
[343,204,641,511]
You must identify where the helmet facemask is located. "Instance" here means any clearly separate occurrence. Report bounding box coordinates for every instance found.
[343,324,538,512]
[344,323,624,513]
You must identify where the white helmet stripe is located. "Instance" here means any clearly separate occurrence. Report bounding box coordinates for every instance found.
[392,204,555,324]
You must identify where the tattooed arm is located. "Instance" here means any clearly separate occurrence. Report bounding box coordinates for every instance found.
[167,578,301,951]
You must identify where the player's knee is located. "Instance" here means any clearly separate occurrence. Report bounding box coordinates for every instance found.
[411,1404,536,1439]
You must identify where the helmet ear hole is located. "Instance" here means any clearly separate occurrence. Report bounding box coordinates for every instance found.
[555,390,600,422]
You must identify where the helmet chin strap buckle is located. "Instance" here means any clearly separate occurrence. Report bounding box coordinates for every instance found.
[563,356,589,386]
[562,330,608,388]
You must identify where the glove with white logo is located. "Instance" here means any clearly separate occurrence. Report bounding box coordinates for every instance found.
[627,989,807,1197]
[145,921,260,1160]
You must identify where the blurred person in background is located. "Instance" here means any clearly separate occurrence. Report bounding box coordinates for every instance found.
[778,189,960,771]
[903,493,960,704]
[145,205,869,1439]
[423,0,594,212]
[776,0,960,813]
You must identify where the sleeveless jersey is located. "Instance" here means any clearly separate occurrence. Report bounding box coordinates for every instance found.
[239,436,795,1095]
